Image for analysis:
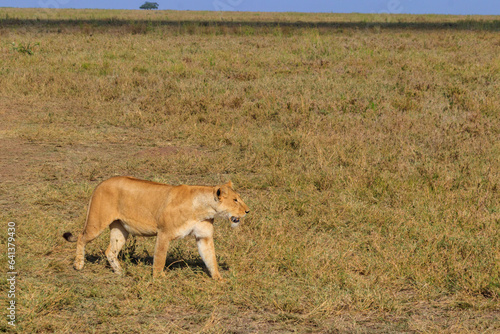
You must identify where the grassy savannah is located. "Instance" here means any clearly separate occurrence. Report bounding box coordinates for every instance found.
[0,7,499,333]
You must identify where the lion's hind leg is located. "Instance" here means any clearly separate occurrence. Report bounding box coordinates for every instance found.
[74,228,107,271]
[74,208,114,271]
[105,221,129,275]
[74,229,104,271]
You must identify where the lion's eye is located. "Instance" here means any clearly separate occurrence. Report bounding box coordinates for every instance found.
[234,199,238,203]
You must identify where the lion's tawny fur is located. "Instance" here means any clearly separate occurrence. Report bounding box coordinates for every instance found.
[64,176,249,279]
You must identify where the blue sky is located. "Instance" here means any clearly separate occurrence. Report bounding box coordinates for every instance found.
[2,0,500,15]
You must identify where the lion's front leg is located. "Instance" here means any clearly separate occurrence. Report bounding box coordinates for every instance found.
[196,236,222,280]
[152,232,170,278]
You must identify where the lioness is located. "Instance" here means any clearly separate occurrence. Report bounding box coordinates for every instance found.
[63,176,249,279]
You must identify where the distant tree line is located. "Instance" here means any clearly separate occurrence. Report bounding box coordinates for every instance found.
[140,2,159,10]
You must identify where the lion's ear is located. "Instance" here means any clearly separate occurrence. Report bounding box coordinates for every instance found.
[214,187,224,202]
[214,187,220,202]
[214,182,231,201]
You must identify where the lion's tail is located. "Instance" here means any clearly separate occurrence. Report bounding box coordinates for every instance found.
[63,232,77,242]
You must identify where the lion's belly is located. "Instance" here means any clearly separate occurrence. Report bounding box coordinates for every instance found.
[120,220,158,236]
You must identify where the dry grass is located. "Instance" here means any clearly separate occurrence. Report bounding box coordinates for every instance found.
[0,8,499,333]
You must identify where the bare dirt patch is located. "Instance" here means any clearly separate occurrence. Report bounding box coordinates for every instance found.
[0,138,38,183]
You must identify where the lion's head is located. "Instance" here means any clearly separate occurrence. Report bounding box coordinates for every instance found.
[214,181,250,227]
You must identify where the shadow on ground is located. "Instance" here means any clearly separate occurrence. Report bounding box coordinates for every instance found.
[84,252,229,276]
